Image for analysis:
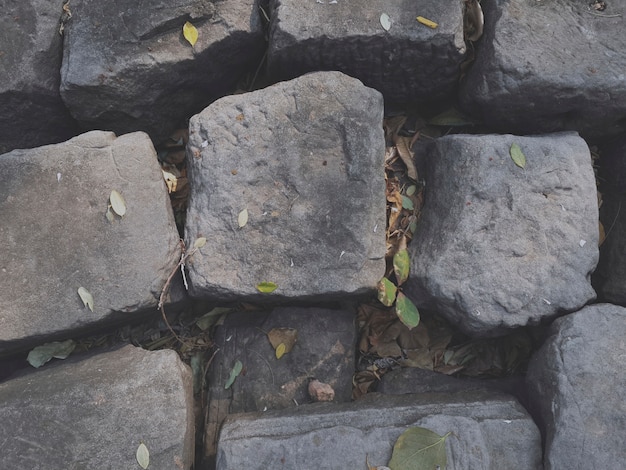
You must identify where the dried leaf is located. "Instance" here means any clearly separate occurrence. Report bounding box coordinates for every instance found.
[394,136,418,181]
[27,340,76,368]
[193,237,207,249]
[105,206,115,223]
[377,278,397,307]
[380,13,392,31]
[109,190,126,216]
[136,442,150,469]
[395,292,420,330]
[77,287,94,312]
[510,143,526,169]
[256,281,277,293]
[416,16,438,29]
[267,327,298,354]
[428,108,474,127]
[224,359,243,389]
[393,249,410,286]
[238,208,249,228]
[388,427,450,470]
[183,21,198,46]
[275,343,286,359]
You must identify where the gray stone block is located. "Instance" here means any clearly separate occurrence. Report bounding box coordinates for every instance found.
[216,391,543,469]
[0,345,194,470]
[185,71,386,302]
[526,304,626,470]
[405,132,598,336]
[0,131,181,354]
[0,0,78,153]
[60,0,264,142]
[268,0,466,106]
[459,0,626,138]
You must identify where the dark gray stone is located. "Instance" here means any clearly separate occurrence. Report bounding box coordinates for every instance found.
[594,195,626,304]
[0,131,181,355]
[268,0,466,107]
[405,133,598,336]
[0,0,78,154]
[0,345,194,470]
[60,0,264,143]
[185,71,386,302]
[216,391,543,469]
[204,306,356,461]
[459,0,626,138]
[526,304,626,470]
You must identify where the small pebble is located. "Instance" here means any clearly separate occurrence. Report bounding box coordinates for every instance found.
[308,379,335,402]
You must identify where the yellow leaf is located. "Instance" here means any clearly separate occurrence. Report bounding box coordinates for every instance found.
[238,208,248,228]
[109,190,126,217]
[183,21,198,46]
[256,281,278,293]
[416,16,438,29]
[275,343,286,359]
[77,287,94,312]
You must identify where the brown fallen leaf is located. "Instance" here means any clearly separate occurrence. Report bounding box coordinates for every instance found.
[267,327,298,355]
[394,135,419,181]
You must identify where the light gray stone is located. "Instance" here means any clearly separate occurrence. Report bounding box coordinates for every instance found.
[459,0,626,138]
[0,345,194,470]
[405,133,598,336]
[0,0,78,154]
[60,0,264,142]
[526,304,626,470]
[216,391,542,469]
[0,131,181,354]
[268,0,466,106]
[185,71,386,302]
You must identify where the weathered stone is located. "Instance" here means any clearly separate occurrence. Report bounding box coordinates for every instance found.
[0,0,79,154]
[0,131,181,354]
[405,133,598,336]
[60,0,264,143]
[216,391,542,469]
[526,304,626,470]
[204,306,356,461]
[185,71,386,302]
[0,345,194,469]
[268,0,466,107]
[459,0,626,138]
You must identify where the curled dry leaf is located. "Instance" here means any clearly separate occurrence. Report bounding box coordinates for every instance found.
[394,136,418,181]
[416,16,438,29]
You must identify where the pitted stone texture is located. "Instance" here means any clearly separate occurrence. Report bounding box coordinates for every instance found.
[0,0,79,154]
[0,345,194,470]
[204,306,355,461]
[459,0,626,138]
[185,72,386,302]
[216,391,542,469]
[0,131,180,354]
[405,133,598,336]
[526,304,626,470]
[60,0,264,143]
[268,0,466,107]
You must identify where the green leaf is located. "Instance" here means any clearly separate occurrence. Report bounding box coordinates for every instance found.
[401,196,414,211]
[393,249,410,286]
[409,219,418,234]
[224,360,243,389]
[510,143,526,169]
[377,277,397,307]
[77,287,94,312]
[183,21,198,46]
[193,237,207,249]
[109,190,126,216]
[395,292,420,330]
[196,307,231,331]
[136,442,150,469]
[27,340,76,368]
[256,281,277,293]
[406,185,417,196]
[388,427,450,470]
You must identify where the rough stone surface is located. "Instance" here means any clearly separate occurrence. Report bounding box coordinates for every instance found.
[60,0,265,143]
[0,0,79,154]
[0,345,194,469]
[204,306,356,461]
[268,0,466,107]
[459,0,626,138]
[405,133,599,336]
[526,304,626,470]
[185,71,386,302]
[0,131,181,354]
[216,391,543,469]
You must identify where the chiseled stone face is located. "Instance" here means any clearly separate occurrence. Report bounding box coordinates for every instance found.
[185,71,386,302]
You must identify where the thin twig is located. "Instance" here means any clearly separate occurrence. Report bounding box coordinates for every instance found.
[585,10,622,17]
